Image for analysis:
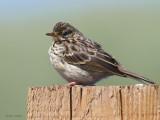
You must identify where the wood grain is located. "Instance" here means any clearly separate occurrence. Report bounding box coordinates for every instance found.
[27,85,160,120]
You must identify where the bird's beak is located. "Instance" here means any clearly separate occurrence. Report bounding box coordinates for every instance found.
[46,32,58,37]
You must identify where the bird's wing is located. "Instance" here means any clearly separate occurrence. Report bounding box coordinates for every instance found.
[63,40,124,75]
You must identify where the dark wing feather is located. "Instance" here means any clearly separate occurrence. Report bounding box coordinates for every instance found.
[63,39,124,75]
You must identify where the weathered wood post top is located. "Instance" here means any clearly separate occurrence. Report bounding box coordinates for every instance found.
[27,85,160,120]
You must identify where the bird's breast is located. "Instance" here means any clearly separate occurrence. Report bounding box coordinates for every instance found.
[48,46,92,82]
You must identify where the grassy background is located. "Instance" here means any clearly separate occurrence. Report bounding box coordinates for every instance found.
[0,0,160,119]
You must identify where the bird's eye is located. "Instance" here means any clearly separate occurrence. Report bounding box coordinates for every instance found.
[62,30,72,36]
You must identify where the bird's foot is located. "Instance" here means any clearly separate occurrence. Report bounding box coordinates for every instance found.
[66,81,77,87]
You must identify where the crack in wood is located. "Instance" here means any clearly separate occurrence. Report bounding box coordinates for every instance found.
[119,87,123,120]
[70,87,72,120]
[80,87,83,105]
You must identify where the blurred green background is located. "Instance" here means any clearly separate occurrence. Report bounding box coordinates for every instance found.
[0,0,160,119]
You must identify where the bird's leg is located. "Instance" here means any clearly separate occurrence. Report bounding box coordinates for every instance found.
[67,81,77,87]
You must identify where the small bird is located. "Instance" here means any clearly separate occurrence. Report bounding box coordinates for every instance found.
[46,22,155,86]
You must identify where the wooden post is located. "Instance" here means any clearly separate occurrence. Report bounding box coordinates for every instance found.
[27,85,160,120]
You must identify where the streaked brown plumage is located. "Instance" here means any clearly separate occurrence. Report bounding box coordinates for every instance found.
[46,22,155,85]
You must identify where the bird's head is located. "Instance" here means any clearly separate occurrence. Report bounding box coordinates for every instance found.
[46,22,80,42]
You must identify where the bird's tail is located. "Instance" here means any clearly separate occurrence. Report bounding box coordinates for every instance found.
[118,67,155,85]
